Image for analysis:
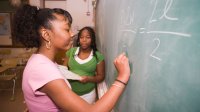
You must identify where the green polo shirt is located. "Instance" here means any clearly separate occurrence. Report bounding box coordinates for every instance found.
[66,47,104,95]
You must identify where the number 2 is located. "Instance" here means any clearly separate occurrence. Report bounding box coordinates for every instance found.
[150,38,161,61]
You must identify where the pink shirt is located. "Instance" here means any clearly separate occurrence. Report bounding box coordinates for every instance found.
[22,54,71,112]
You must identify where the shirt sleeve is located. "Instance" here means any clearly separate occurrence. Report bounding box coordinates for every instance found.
[66,48,73,57]
[28,62,64,95]
[96,51,104,64]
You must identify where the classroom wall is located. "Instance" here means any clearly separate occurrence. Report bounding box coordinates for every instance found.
[30,0,94,34]
[66,0,94,34]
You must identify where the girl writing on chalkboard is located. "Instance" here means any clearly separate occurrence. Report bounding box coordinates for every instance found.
[13,4,130,112]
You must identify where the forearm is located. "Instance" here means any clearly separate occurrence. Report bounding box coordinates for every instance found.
[87,74,105,83]
[91,80,126,112]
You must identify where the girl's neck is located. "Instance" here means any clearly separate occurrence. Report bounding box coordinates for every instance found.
[79,47,92,53]
[37,47,56,61]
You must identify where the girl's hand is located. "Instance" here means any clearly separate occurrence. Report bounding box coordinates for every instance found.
[114,53,130,84]
[79,76,89,83]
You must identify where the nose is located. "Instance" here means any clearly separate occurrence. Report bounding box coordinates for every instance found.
[83,37,86,41]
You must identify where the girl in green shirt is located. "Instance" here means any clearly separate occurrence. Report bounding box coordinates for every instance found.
[63,26,105,103]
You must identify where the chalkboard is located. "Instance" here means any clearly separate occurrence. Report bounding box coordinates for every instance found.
[95,0,200,112]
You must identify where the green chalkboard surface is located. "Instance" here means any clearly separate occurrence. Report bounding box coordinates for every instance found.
[96,0,200,112]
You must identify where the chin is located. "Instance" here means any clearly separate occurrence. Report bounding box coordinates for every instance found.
[81,46,90,50]
[80,45,88,48]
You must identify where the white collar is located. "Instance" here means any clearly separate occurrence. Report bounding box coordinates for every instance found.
[74,47,93,64]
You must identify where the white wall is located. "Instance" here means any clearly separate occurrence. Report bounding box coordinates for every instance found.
[29,0,94,34]
[29,0,40,7]
[66,0,94,34]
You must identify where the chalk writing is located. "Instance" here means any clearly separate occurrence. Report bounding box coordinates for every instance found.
[118,0,191,62]
[150,38,162,61]
[147,31,191,37]
[121,29,136,34]
[149,0,178,24]
[159,0,178,20]
[139,28,146,33]
[149,0,158,23]
[120,7,135,26]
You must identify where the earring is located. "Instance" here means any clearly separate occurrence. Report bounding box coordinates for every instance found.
[46,41,51,49]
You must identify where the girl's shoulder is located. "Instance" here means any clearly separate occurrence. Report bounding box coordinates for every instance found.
[66,47,78,57]
[69,47,78,51]
[95,51,103,57]
[94,51,104,62]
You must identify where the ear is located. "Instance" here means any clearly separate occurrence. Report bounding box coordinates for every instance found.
[40,28,51,41]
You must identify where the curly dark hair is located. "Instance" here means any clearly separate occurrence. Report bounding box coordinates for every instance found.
[12,4,72,48]
[77,26,98,59]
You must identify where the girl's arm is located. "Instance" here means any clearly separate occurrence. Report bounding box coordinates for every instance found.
[80,60,105,83]
[40,53,130,112]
